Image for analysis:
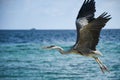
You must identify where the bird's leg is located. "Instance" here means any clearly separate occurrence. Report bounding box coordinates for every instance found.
[97,58,110,73]
[94,57,109,73]
[94,57,105,73]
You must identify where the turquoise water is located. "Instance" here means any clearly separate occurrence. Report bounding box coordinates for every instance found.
[0,29,120,80]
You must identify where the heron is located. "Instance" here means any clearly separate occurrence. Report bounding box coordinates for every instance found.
[43,0,111,73]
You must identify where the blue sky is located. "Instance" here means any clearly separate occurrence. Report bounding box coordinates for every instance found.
[0,0,120,29]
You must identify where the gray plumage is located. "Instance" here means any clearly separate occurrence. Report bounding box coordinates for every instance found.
[43,0,111,73]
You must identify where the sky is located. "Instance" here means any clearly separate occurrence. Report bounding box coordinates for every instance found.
[0,0,120,30]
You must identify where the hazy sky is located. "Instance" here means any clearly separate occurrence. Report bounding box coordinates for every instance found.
[0,0,120,29]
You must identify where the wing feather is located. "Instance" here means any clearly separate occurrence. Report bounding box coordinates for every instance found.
[75,0,96,47]
[76,0,96,21]
[76,12,111,50]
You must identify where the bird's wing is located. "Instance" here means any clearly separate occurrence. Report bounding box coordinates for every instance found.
[75,0,96,46]
[75,12,111,51]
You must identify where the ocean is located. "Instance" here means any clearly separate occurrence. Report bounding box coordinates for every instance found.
[0,29,120,80]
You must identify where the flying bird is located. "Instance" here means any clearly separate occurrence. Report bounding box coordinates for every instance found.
[43,0,111,73]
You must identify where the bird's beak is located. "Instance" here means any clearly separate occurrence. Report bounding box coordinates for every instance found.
[41,46,51,50]
[42,46,48,49]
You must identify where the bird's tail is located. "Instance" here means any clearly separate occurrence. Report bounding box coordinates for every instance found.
[94,57,109,73]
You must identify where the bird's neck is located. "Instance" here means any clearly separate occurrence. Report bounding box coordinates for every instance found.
[55,47,71,54]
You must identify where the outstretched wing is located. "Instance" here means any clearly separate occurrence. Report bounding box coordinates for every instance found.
[75,0,96,46]
[75,12,111,51]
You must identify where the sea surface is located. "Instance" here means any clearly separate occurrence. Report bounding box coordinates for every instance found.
[0,29,120,80]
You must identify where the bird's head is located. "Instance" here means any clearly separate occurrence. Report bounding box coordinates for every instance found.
[42,45,62,50]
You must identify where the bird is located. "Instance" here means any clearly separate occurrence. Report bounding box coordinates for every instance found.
[42,0,111,73]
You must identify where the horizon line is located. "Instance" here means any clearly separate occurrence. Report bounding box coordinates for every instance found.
[0,28,120,30]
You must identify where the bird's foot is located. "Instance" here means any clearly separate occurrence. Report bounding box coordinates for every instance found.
[100,64,110,73]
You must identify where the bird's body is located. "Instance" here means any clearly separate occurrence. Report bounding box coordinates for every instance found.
[43,0,111,73]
